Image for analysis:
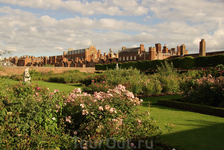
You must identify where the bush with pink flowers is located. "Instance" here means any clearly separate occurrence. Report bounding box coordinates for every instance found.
[60,85,162,149]
[199,66,224,78]
[0,80,73,149]
[180,74,224,107]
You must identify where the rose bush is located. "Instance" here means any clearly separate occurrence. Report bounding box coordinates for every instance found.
[0,81,73,149]
[180,74,224,107]
[61,85,162,149]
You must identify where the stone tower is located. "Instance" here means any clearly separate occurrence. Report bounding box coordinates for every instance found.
[155,43,161,53]
[199,39,206,56]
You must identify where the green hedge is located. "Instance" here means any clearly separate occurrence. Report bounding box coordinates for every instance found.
[95,54,224,70]
[157,99,224,118]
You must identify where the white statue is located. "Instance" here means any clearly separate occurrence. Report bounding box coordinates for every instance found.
[23,68,31,83]
[116,63,119,70]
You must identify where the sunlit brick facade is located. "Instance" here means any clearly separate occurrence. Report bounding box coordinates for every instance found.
[8,39,224,68]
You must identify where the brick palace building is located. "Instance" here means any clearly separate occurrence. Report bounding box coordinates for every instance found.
[5,39,224,67]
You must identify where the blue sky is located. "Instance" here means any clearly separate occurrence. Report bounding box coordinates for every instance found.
[0,0,223,58]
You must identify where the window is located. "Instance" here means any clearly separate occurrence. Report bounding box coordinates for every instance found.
[119,57,121,61]
[126,56,129,61]
[134,56,136,60]
[123,57,125,61]
[130,56,132,60]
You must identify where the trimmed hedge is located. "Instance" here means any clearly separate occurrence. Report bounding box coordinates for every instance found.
[95,54,224,70]
[157,99,224,118]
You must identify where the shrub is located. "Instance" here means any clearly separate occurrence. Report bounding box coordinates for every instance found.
[216,64,224,70]
[156,61,180,93]
[198,67,224,78]
[0,82,74,149]
[61,85,162,149]
[180,75,224,107]
[157,99,224,118]
[10,74,23,81]
[42,64,54,67]
[180,56,194,70]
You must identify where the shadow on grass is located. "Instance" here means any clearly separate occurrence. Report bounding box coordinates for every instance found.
[160,121,224,150]
[141,95,182,105]
[68,83,82,87]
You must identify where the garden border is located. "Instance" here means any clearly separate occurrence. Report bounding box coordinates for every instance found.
[157,99,224,118]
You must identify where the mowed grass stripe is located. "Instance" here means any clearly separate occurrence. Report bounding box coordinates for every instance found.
[138,95,224,150]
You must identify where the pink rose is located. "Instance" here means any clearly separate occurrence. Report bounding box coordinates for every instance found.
[109,108,114,113]
[99,106,104,111]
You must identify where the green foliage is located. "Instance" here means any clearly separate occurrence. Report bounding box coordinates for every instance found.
[157,99,224,118]
[95,64,101,70]
[180,56,194,70]
[154,61,180,93]
[95,54,224,71]
[195,54,224,67]
[180,75,224,107]
[107,63,117,69]
[10,74,23,81]
[216,64,224,70]
[0,81,74,149]
[42,64,54,67]
[199,67,224,78]
[67,69,80,73]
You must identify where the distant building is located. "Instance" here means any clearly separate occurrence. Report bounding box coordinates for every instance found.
[64,43,101,62]
[7,39,224,68]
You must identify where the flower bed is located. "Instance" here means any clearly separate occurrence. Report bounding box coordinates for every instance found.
[0,79,174,149]
[180,74,224,107]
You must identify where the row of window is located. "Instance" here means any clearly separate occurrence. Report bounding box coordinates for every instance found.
[68,56,84,60]
[119,56,137,61]
[68,49,85,55]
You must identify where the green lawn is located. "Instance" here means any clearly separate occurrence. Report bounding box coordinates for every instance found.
[7,79,224,150]
[8,79,82,93]
[138,95,224,150]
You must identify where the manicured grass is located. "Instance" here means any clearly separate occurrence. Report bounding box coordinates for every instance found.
[7,79,82,93]
[138,95,224,150]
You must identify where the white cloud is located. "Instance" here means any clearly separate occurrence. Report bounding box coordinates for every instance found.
[147,0,224,23]
[0,0,149,16]
[54,47,64,50]
[0,0,223,57]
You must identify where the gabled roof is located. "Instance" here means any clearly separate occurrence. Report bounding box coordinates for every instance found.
[120,47,140,53]
[98,59,105,63]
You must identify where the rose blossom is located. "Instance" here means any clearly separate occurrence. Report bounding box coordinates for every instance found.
[99,106,104,111]
[109,108,114,113]
[82,110,89,115]
[80,103,85,108]
[105,105,110,110]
